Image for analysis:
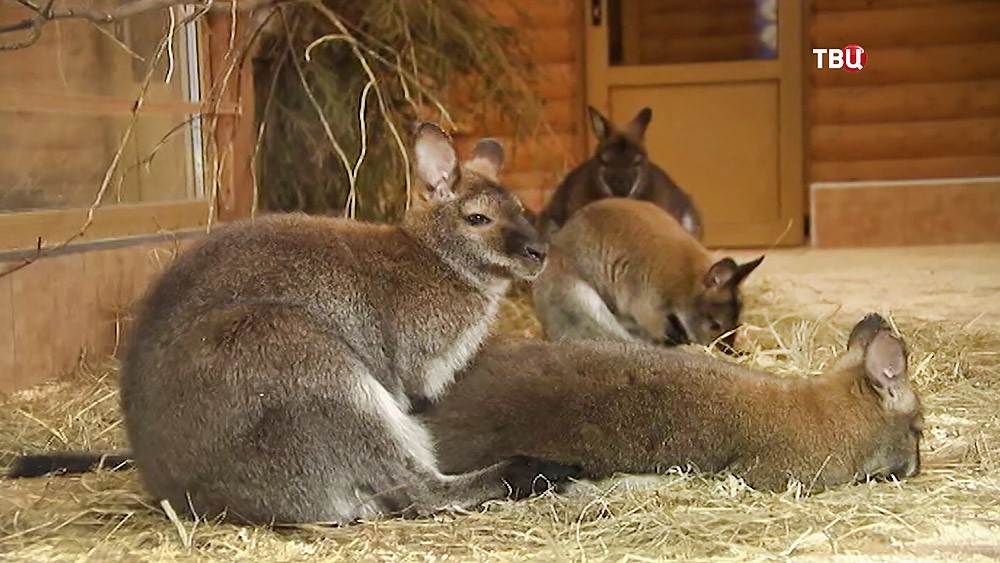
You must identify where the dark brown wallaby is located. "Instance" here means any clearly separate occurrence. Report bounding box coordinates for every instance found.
[533,198,763,351]
[537,106,703,241]
[422,313,924,492]
[6,123,582,525]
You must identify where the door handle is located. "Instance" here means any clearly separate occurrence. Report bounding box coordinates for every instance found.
[591,0,602,26]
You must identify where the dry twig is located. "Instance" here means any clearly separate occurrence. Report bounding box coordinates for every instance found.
[0,0,283,50]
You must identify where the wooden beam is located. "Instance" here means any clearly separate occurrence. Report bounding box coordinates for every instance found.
[812,42,1000,87]
[0,90,239,117]
[811,80,1000,125]
[0,201,210,253]
[205,12,256,223]
[811,0,978,12]
[607,59,779,85]
[812,2,1000,49]
[811,154,1000,182]
[812,117,1000,162]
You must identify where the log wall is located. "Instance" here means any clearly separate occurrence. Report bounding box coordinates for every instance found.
[453,0,588,212]
[808,0,1000,182]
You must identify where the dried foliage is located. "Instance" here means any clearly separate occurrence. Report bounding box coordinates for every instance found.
[254,0,542,222]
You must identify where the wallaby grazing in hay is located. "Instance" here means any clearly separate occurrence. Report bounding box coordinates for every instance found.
[7,123,581,525]
[536,105,703,242]
[422,313,924,493]
[533,198,764,351]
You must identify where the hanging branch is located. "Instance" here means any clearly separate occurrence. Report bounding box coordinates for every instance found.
[0,0,273,278]
[0,0,286,50]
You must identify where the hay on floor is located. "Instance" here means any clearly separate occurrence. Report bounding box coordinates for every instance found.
[2,276,1000,561]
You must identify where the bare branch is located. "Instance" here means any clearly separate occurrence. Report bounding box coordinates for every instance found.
[0,0,289,51]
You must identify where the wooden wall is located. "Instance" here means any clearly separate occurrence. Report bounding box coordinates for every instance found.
[0,236,199,394]
[452,0,587,212]
[808,0,1000,183]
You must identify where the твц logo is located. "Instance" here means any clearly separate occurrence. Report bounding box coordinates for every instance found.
[812,44,867,72]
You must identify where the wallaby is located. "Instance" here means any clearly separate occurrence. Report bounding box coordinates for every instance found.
[422,313,924,492]
[533,198,763,351]
[537,105,703,241]
[5,123,581,525]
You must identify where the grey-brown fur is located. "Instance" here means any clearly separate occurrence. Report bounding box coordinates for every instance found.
[115,123,579,525]
[537,106,703,241]
[422,313,923,492]
[532,198,763,351]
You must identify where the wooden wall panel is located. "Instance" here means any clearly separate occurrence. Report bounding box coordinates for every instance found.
[812,118,1000,161]
[813,0,977,11]
[812,155,1000,183]
[0,236,198,394]
[808,1,1000,183]
[812,180,1000,247]
[812,2,1000,48]
[451,0,585,212]
[8,253,91,392]
[812,81,1000,124]
[0,277,13,388]
[811,42,1000,88]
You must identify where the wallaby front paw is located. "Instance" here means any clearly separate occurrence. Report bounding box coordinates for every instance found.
[500,455,583,499]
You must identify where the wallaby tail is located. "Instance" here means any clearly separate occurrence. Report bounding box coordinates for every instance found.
[7,451,134,478]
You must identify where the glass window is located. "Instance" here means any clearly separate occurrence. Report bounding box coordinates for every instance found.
[607,0,779,66]
[0,4,206,214]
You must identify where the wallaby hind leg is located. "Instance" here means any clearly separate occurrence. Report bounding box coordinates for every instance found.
[398,456,580,519]
[350,369,581,520]
[534,260,636,342]
[194,356,579,525]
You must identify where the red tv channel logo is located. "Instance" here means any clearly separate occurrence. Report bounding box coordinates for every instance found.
[812,44,867,72]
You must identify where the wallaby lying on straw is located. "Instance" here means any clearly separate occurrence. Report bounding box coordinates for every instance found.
[533,198,763,351]
[422,313,924,492]
[537,105,703,242]
[7,123,580,525]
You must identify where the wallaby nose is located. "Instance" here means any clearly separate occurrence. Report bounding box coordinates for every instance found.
[522,241,547,264]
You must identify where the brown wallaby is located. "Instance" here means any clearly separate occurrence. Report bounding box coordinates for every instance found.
[422,313,924,492]
[532,198,763,351]
[5,123,581,525]
[537,105,703,242]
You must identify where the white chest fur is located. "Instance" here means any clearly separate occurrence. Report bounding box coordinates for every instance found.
[420,296,502,402]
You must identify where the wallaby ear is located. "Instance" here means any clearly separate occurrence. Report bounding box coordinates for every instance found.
[463,138,505,182]
[626,107,653,139]
[588,106,611,140]
[703,257,738,289]
[413,122,459,202]
[731,255,765,287]
[847,313,893,352]
[863,331,915,413]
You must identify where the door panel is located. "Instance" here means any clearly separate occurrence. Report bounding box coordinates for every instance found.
[586,0,804,248]
[609,81,780,225]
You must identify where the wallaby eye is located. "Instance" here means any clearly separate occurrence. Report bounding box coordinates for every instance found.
[465,213,492,226]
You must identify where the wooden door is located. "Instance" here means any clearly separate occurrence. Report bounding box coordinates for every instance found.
[585,0,805,248]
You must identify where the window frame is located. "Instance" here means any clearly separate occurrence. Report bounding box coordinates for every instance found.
[0,12,256,254]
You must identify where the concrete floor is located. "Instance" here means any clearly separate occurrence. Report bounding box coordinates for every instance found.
[726,243,1000,327]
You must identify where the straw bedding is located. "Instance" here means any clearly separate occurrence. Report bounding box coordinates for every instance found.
[2,246,999,562]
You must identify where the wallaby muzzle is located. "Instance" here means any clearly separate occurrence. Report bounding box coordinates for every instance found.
[503,215,548,267]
